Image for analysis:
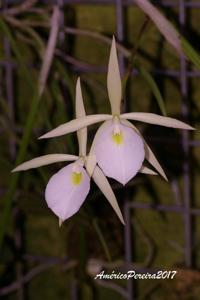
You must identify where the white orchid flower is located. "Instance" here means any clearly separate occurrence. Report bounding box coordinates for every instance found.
[38,37,194,184]
[12,78,125,225]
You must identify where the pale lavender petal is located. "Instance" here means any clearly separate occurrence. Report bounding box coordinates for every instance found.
[93,121,145,185]
[45,163,90,221]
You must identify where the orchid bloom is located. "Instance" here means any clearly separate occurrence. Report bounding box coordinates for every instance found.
[39,37,194,184]
[12,78,125,225]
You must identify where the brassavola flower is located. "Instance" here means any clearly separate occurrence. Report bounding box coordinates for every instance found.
[39,37,194,184]
[12,78,124,225]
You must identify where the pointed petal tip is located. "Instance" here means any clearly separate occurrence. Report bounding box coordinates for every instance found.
[158,167,168,181]
[159,172,168,182]
[164,175,168,182]
[38,134,47,139]
[76,76,81,87]
[38,132,54,139]
[121,180,126,187]
[179,124,195,130]
[11,166,25,172]
[188,125,196,130]
[121,218,125,226]
[59,218,63,227]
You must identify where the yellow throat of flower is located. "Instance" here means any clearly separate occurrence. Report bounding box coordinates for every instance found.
[112,132,123,145]
[71,172,83,185]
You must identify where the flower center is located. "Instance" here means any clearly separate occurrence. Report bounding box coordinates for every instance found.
[71,172,83,185]
[112,132,123,145]
[112,118,123,145]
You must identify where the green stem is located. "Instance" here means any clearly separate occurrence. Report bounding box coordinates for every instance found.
[92,218,111,262]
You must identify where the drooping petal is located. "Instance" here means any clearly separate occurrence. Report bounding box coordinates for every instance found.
[93,120,145,185]
[144,143,168,181]
[12,154,78,172]
[121,119,167,181]
[92,165,125,225]
[139,166,158,175]
[76,77,87,156]
[39,114,112,139]
[107,36,122,115]
[45,163,90,221]
[134,0,182,54]
[121,112,195,130]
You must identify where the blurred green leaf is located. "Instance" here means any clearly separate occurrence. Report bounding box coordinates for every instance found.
[136,63,167,116]
[93,218,111,262]
[182,36,200,70]
[0,18,39,251]
[0,9,59,250]
[0,18,35,91]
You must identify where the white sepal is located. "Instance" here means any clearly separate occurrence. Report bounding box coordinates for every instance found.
[107,36,122,115]
[92,165,125,225]
[39,114,112,139]
[76,77,87,156]
[12,154,78,172]
[121,112,195,130]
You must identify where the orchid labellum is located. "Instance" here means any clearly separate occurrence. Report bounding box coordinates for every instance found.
[13,78,124,225]
[39,37,194,184]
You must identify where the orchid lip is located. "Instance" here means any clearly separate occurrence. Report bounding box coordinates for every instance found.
[93,120,145,185]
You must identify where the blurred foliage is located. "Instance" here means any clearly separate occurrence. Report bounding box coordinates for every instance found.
[0,1,200,300]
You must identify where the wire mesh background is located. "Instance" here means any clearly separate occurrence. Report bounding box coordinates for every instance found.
[1,0,200,299]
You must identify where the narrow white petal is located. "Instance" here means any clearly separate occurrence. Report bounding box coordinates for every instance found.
[139,166,157,175]
[76,78,87,156]
[85,154,97,177]
[107,36,122,115]
[39,114,112,139]
[12,154,78,172]
[92,165,125,225]
[45,163,90,221]
[121,113,195,130]
[93,120,145,185]
[145,143,168,181]
[121,119,168,181]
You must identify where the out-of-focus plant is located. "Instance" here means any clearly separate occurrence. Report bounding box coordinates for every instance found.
[0,5,60,248]
[134,0,200,68]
